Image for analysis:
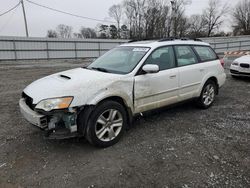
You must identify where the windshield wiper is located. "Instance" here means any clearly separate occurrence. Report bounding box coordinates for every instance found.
[88,67,110,73]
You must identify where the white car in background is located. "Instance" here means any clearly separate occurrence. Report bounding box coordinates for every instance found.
[230,55,250,77]
[19,38,226,147]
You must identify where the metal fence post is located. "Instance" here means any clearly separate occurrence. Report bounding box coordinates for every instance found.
[74,41,77,59]
[13,40,17,61]
[239,41,242,51]
[98,42,101,57]
[46,41,49,59]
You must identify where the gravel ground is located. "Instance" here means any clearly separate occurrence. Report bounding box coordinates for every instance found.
[0,59,249,188]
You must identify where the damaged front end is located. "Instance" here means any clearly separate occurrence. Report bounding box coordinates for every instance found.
[44,110,79,139]
[19,93,82,139]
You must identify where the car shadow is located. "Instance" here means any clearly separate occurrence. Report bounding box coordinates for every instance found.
[131,100,199,128]
[40,100,198,150]
[231,76,250,82]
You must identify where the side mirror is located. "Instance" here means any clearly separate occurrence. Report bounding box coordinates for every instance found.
[142,64,159,74]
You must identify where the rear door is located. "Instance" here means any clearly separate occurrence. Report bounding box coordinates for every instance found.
[134,46,179,113]
[193,45,219,78]
[174,45,203,100]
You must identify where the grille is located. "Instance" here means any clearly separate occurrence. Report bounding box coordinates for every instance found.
[22,92,35,110]
[240,63,250,68]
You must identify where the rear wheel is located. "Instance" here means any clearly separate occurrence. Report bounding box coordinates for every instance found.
[197,80,217,109]
[85,101,127,147]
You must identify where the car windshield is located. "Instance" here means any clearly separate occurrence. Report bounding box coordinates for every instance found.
[87,46,150,74]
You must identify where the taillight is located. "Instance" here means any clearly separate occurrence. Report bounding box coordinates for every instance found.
[220,59,225,67]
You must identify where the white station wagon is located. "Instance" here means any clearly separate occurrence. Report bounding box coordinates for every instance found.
[19,38,226,147]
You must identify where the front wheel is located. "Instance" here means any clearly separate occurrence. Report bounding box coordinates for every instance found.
[85,101,127,147]
[196,80,217,109]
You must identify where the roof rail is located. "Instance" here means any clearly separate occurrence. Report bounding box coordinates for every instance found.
[192,38,203,41]
[158,37,179,42]
[128,37,203,43]
[128,38,160,43]
[127,39,138,43]
[158,37,203,42]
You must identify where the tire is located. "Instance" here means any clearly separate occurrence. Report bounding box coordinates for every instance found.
[196,80,217,109]
[85,100,127,147]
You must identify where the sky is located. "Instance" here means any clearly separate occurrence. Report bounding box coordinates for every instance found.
[0,0,239,37]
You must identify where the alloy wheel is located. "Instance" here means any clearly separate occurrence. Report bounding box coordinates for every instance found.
[202,84,215,106]
[95,109,123,142]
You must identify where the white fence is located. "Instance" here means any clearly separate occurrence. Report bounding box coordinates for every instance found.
[0,36,127,60]
[0,35,250,60]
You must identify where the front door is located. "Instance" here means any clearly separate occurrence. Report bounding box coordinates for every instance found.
[134,46,179,113]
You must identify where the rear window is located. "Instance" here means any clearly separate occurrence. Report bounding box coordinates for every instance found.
[194,46,217,61]
[174,46,198,66]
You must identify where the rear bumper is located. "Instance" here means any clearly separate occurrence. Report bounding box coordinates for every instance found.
[218,73,226,88]
[19,99,47,129]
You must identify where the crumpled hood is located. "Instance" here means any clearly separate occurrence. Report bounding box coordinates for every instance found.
[24,68,122,106]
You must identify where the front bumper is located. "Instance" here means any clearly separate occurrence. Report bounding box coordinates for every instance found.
[230,69,250,77]
[19,98,80,139]
[19,99,47,129]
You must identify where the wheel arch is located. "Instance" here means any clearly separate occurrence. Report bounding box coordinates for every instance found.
[77,95,133,136]
[96,96,134,128]
[205,76,219,94]
[198,75,219,97]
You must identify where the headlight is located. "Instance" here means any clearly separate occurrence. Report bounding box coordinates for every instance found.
[35,97,73,112]
[232,61,239,66]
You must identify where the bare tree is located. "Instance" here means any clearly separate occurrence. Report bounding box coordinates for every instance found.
[202,0,229,37]
[177,16,189,37]
[157,5,171,38]
[109,4,122,37]
[122,0,186,39]
[121,0,195,39]
[232,0,250,35]
[123,0,135,38]
[56,24,73,38]
[47,30,58,38]
[136,0,146,39]
[188,14,206,37]
[123,0,134,38]
[144,0,170,38]
[170,0,191,37]
[123,0,146,39]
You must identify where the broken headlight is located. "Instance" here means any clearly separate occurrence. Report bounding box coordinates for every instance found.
[35,97,73,112]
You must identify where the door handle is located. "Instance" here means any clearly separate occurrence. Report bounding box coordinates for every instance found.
[200,69,205,72]
[169,75,177,79]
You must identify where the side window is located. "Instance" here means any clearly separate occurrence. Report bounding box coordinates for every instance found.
[194,46,217,61]
[144,46,175,71]
[174,46,198,67]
